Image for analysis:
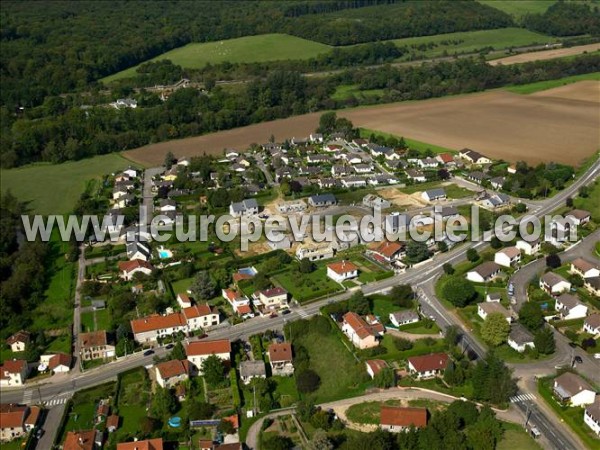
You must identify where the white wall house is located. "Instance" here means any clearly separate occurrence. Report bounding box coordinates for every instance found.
[327,260,359,283]
[540,272,571,295]
[494,247,521,268]
[553,372,596,407]
[516,239,541,256]
[186,340,231,374]
[555,294,588,320]
[584,398,600,436]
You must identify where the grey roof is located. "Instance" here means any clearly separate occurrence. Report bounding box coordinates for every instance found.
[471,261,501,278]
[309,193,337,204]
[509,323,534,345]
[585,314,600,329]
[231,198,259,213]
[385,213,410,231]
[556,293,584,310]
[439,206,458,217]
[424,188,446,198]
[159,199,176,207]
[586,397,600,421]
[541,272,569,287]
[586,276,600,290]
[554,372,594,397]
[469,171,489,181]
[391,310,419,323]
[126,240,151,259]
[487,292,502,300]
[239,360,266,378]
[490,176,505,186]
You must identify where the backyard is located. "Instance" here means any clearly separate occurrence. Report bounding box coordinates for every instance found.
[273,265,343,303]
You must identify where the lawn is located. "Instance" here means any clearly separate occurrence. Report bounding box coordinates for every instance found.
[398,321,441,335]
[497,422,543,450]
[171,277,194,295]
[346,399,404,425]
[273,376,299,408]
[478,1,556,17]
[273,265,343,303]
[370,294,401,320]
[505,72,600,95]
[61,382,116,441]
[102,33,331,82]
[574,178,600,222]
[379,334,447,361]
[112,368,150,442]
[400,181,472,198]
[331,84,385,101]
[391,27,557,59]
[360,128,455,154]
[81,309,111,332]
[1,153,133,214]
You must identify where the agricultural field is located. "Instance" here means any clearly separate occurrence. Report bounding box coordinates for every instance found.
[0,153,134,214]
[489,43,600,66]
[102,34,331,83]
[478,0,556,17]
[506,71,600,94]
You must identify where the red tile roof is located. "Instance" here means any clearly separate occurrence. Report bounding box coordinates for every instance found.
[438,153,454,163]
[131,313,185,334]
[260,287,287,298]
[380,406,427,428]
[375,241,405,258]
[80,330,108,348]
[6,331,30,345]
[107,414,119,430]
[183,304,214,319]
[407,352,449,373]
[186,339,231,357]
[237,304,252,315]
[327,260,358,275]
[0,403,27,428]
[64,430,96,450]
[117,438,164,450]
[48,353,72,370]
[118,259,153,273]
[268,343,293,362]
[0,359,27,377]
[343,312,377,339]
[155,359,189,380]
[24,406,40,427]
[366,359,388,377]
[233,273,252,283]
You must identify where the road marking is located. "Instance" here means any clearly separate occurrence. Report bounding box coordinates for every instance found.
[510,393,536,403]
[296,308,310,318]
[22,390,33,404]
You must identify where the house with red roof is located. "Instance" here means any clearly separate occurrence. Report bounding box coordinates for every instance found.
[222,289,254,318]
[268,343,294,376]
[371,241,406,263]
[117,438,163,450]
[380,406,427,432]
[186,339,231,374]
[0,404,40,442]
[255,287,288,311]
[365,359,388,379]
[0,360,28,386]
[131,313,187,344]
[327,260,359,283]
[154,359,189,388]
[182,304,220,332]
[40,353,72,373]
[6,331,30,353]
[118,259,154,280]
[407,353,449,379]
[341,312,383,349]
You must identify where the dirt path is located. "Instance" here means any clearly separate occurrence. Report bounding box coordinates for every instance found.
[386,328,441,341]
[489,43,600,66]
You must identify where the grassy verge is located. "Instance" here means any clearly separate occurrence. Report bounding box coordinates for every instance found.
[505,72,600,95]
[359,128,456,154]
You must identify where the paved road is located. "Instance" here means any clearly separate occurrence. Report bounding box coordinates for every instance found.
[255,154,276,187]
[141,167,163,225]
[33,403,67,450]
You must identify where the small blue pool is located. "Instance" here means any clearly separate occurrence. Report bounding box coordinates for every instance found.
[238,267,257,276]
[168,416,182,428]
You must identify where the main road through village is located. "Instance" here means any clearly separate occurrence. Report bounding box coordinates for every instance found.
[2,158,599,450]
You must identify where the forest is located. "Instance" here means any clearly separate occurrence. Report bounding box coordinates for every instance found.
[1,52,598,169]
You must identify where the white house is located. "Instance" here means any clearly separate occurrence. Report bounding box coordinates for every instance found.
[584,397,600,436]
[239,360,267,384]
[6,331,30,353]
[155,359,189,388]
[126,240,152,261]
[40,353,71,373]
[486,293,502,303]
[341,176,367,188]
[583,314,600,336]
[230,199,259,217]
[380,406,427,432]
[477,302,512,323]
[421,188,446,202]
[494,247,521,268]
[0,360,28,386]
[566,209,591,226]
[256,287,288,310]
[363,194,391,209]
[466,262,502,283]
[308,193,337,207]
[406,169,426,183]
[540,272,571,295]
[570,258,600,279]
[118,259,154,281]
[158,199,177,213]
[0,404,40,442]
[407,353,449,379]
[186,339,231,374]
[182,304,220,331]
[268,343,294,376]
[389,310,419,327]
[459,149,491,165]
[176,293,193,308]
[131,313,187,343]
[295,243,335,261]
[327,260,359,283]
[516,239,541,256]
[555,293,588,320]
[222,289,253,318]
[553,372,596,406]
[507,324,535,353]
[365,359,388,379]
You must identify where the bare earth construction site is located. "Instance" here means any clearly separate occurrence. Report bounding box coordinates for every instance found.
[125,80,600,166]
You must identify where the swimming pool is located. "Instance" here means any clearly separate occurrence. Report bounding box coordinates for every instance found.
[238,266,257,276]
[158,247,173,259]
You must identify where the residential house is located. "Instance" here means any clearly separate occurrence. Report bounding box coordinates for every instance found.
[584,277,600,296]
[0,360,28,387]
[380,406,428,432]
[40,353,71,373]
[229,199,259,217]
[341,312,382,349]
[389,310,419,327]
[570,258,600,279]
[295,243,335,261]
[122,167,138,178]
[222,289,253,318]
[6,331,30,353]
[186,340,231,374]
[0,404,40,441]
[117,438,164,450]
[268,343,294,376]
[486,293,502,303]
[407,353,449,379]
[341,176,367,188]
[63,430,98,450]
[107,415,119,433]
[490,176,505,190]
[256,287,288,311]
[308,193,337,207]
[481,193,511,209]
[118,259,154,280]
[406,169,426,183]
[267,234,292,250]
[154,359,189,388]
[369,145,398,160]
[494,247,521,268]
[183,304,220,331]
[566,209,591,226]
[553,372,596,406]
[555,293,588,320]
[467,171,490,185]
[365,359,388,379]
[540,272,571,295]
[80,331,115,361]
[317,178,338,189]
[276,199,307,214]
[417,157,438,169]
[309,133,323,143]
[126,240,152,261]
[421,188,446,202]
[363,194,391,209]
[583,314,600,336]
[306,153,331,164]
[459,149,491,165]
[369,174,399,186]
[177,293,193,308]
[353,164,373,174]
[372,241,406,263]
[327,260,359,283]
[385,212,410,235]
[130,313,186,343]
[584,397,600,436]
[516,239,541,256]
[477,302,512,323]
[239,360,266,384]
[436,153,455,166]
[507,324,535,353]
[466,262,502,283]
[331,165,350,177]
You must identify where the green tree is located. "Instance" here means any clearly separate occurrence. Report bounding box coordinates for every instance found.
[297,369,321,393]
[299,258,315,274]
[373,367,396,388]
[309,429,333,450]
[518,302,544,332]
[406,241,429,264]
[393,337,413,351]
[188,400,215,419]
[443,263,455,275]
[481,312,510,347]
[191,270,217,300]
[437,241,448,253]
[317,112,337,135]
[444,325,460,348]
[348,291,370,315]
[201,354,225,386]
[471,351,517,405]
[490,237,502,249]
[151,386,178,418]
[253,272,271,291]
[546,254,561,269]
[390,284,413,307]
[442,277,476,307]
[217,418,236,435]
[263,435,294,450]
[466,248,479,262]
[447,400,479,427]
[534,327,555,354]
[164,151,176,169]
[465,406,502,450]
[169,341,186,360]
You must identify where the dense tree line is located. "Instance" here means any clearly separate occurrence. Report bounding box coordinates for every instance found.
[2,52,598,168]
[523,1,600,37]
[1,1,513,109]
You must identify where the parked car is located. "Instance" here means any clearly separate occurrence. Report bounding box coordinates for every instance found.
[281,309,291,315]
[270,312,278,318]
[143,349,154,356]
[165,343,174,350]
[595,353,600,359]
[574,356,583,364]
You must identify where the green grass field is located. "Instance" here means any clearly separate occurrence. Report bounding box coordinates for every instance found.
[360,128,456,154]
[1,153,134,214]
[331,84,384,101]
[274,265,343,303]
[575,179,600,222]
[478,0,556,17]
[102,33,331,83]
[505,72,600,94]
[497,422,543,450]
[392,27,557,59]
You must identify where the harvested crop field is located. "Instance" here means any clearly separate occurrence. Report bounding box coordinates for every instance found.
[489,43,600,66]
[124,81,599,166]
